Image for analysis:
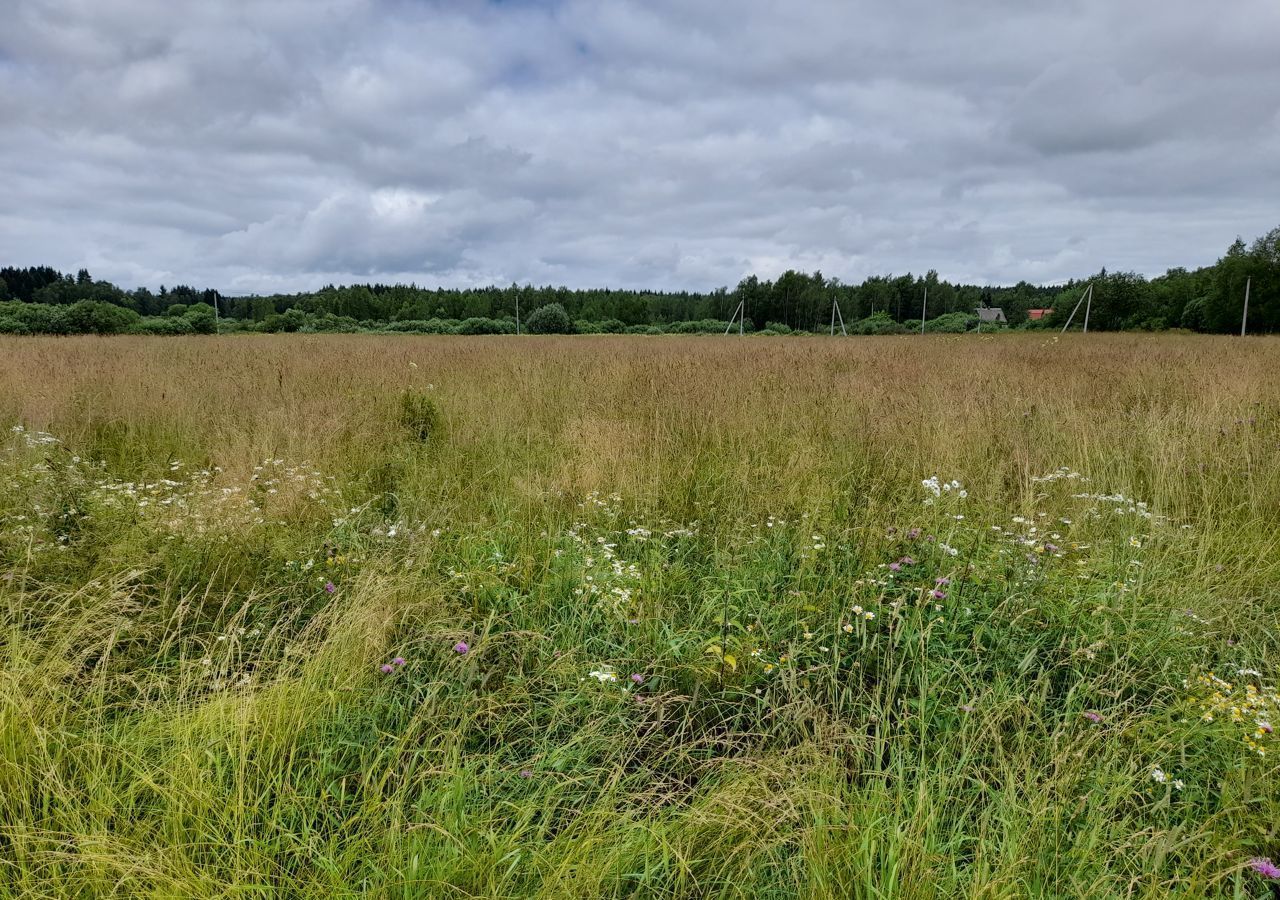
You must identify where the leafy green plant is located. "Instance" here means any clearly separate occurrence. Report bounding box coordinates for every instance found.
[397,389,442,444]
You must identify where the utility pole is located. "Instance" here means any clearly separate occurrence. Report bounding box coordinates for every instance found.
[1242,276,1251,336]
[1061,283,1093,334]
[724,300,745,336]
[830,298,846,336]
[1082,283,1092,334]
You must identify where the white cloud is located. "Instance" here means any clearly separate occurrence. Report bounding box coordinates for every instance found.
[1,0,1277,293]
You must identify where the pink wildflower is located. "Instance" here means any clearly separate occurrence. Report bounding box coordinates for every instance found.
[1248,858,1280,879]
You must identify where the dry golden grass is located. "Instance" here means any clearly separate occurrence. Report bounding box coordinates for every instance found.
[1,333,1276,517]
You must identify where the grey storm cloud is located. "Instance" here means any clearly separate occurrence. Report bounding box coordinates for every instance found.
[2,0,1278,293]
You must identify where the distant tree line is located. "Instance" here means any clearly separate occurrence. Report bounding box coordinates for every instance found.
[2,225,1276,336]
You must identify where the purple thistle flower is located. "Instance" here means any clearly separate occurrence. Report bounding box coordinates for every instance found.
[899,556,916,566]
[324,581,336,593]
[519,769,533,779]
[392,657,406,666]
[888,562,901,573]
[379,663,394,674]
[1045,543,1059,553]
[454,641,470,655]
[907,528,921,539]
[630,673,643,684]
[1082,711,1103,724]
[1248,858,1280,880]
[935,577,950,586]
[930,589,946,600]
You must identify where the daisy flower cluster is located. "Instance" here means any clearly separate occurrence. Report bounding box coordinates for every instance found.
[567,523,643,611]
[1185,670,1276,757]
[3,427,347,553]
[921,476,967,504]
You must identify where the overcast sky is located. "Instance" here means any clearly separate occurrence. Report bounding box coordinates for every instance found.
[3,0,1278,294]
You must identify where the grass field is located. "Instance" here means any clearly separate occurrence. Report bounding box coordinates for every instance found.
[1,333,1278,898]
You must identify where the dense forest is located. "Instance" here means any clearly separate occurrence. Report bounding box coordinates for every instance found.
[1,225,1276,336]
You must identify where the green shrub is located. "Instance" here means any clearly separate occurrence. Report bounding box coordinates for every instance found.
[851,312,907,335]
[385,318,457,334]
[184,303,217,334]
[132,316,196,336]
[575,318,626,334]
[923,312,978,333]
[63,300,142,334]
[455,317,515,335]
[261,308,310,333]
[0,315,31,335]
[397,390,442,443]
[668,318,739,334]
[524,302,571,334]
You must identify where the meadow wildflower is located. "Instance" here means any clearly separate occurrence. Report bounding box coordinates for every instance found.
[842,623,854,633]
[630,673,643,684]
[930,589,946,600]
[324,581,336,593]
[1248,858,1280,879]
[1083,711,1103,724]
[454,641,470,654]
[392,657,406,666]
[380,664,394,674]
[519,769,533,779]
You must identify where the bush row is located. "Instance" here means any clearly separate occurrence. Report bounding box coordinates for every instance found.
[0,300,217,335]
[0,301,1013,337]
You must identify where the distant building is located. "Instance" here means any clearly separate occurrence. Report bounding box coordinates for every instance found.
[1027,308,1054,321]
[976,307,1007,324]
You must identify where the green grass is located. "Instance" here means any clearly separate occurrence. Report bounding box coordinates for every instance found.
[0,333,1277,897]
